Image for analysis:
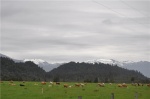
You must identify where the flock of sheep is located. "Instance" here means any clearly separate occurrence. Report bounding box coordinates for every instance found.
[1,80,150,88]
[39,81,150,88]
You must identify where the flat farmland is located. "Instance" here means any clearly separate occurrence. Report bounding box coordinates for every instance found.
[1,81,150,99]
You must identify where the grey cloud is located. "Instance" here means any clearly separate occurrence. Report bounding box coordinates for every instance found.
[1,0,150,62]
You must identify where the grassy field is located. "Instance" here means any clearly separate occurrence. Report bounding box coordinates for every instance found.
[1,81,150,99]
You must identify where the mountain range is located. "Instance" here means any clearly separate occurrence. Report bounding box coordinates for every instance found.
[0,53,150,78]
[85,59,150,78]
[47,61,148,83]
[23,59,62,72]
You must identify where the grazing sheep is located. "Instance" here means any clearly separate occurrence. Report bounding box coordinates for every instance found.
[41,82,46,85]
[132,83,137,86]
[98,83,105,87]
[9,83,16,86]
[132,83,143,86]
[118,83,127,88]
[56,82,60,85]
[139,83,144,86]
[147,84,150,87]
[75,83,81,87]
[80,83,85,87]
[118,84,123,87]
[50,81,53,85]
[122,83,127,87]
[64,84,68,88]
[69,85,73,88]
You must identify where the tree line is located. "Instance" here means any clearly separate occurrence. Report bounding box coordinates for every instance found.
[1,57,149,83]
[1,57,46,81]
[47,62,150,83]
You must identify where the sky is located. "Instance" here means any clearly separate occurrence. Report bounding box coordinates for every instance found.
[1,0,150,63]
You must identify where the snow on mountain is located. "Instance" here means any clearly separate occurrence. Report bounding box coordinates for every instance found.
[1,53,149,78]
[24,59,46,65]
[122,60,135,64]
[85,59,124,66]
[85,58,150,78]
[24,59,62,72]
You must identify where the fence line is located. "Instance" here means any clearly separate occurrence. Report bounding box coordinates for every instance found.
[78,96,82,99]
[111,93,114,99]
[135,92,138,99]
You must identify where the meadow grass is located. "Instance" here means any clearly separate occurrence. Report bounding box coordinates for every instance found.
[1,81,150,99]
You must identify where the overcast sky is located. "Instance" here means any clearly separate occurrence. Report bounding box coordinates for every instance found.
[1,0,150,63]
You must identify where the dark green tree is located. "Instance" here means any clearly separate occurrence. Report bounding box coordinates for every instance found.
[94,77,99,83]
[131,77,135,83]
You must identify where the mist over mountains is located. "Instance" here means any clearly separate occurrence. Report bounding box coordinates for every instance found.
[0,53,150,78]
[123,61,150,78]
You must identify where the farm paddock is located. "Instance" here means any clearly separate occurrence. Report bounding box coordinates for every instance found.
[1,81,150,99]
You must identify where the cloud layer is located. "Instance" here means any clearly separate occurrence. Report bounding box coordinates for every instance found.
[1,0,150,62]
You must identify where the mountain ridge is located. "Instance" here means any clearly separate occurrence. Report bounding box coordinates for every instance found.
[1,54,150,82]
[23,59,63,72]
[1,53,149,77]
[47,61,149,83]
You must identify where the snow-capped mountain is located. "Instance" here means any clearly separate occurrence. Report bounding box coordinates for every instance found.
[24,59,46,64]
[0,54,62,72]
[85,59,138,66]
[85,59,124,66]
[1,53,149,78]
[85,58,150,78]
[24,59,62,72]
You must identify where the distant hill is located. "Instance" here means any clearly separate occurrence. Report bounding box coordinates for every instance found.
[1,53,150,82]
[1,53,149,77]
[85,59,150,78]
[24,59,62,72]
[23,58,150,77]
[47,62,149,83]
[123,61,150,78]
[1,57,46,81]
[0,53,62,72]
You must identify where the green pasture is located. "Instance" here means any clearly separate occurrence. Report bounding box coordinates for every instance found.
[1,81,150,99]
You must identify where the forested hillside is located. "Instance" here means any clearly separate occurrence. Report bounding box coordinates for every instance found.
[1,57,46,81]
[47,62,149,83]
[1,57,149,83]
